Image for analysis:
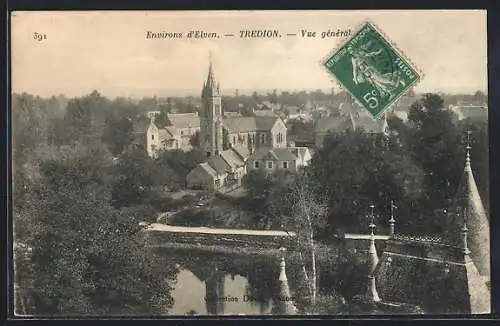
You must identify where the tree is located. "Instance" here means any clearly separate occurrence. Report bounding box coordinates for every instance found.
[189,130,200,149]
[14,144,175,315]
[287,120,315,143]
[64,91,109,144]
[112,146,158,207]
[406,94,464,224]
[156,149,205,181]
[266,168,328,306]
[311,129,425,235]
[103,113,134,156]
[12,93,50,163]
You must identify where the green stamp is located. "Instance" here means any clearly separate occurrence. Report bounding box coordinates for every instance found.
[322,22,421,119]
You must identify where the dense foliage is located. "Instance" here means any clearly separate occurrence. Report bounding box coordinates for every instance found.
[242,93,489,238]
[13,92,176,315]
[12,90,489,315]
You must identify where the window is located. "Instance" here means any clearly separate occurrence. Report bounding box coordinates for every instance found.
[283,161,288,169]
[260,134,265,144]
[152,134,155,141]
[267,161,273,169]
[233,136,236,144]
[181,130,184,136]
[254,161,260,168]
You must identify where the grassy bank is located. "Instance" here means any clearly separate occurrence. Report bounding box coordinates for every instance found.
[147,241,340,264]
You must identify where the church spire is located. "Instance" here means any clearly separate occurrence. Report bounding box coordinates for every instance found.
[202,51,219,98]
[447,130,490,278]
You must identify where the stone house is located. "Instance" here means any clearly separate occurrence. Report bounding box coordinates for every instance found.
[146,112,200,158]
[247,147,312,173]
[186,147,247,192]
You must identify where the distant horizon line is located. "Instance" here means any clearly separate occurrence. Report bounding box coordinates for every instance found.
[12,87,488,100]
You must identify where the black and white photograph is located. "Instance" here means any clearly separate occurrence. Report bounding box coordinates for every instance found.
[11,10,490,316]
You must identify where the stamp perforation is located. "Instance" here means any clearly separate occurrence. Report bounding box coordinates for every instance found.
[319,18,425,120]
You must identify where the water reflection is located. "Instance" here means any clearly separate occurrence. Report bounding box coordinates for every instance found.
[160,248,303,315]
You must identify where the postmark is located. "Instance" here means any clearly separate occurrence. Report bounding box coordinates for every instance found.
[322,21,421,120]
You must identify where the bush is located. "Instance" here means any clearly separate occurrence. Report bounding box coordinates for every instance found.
[149,196,174,212]
[170,209,210,227]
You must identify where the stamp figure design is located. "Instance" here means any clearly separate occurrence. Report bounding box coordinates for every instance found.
[323,22,421,119]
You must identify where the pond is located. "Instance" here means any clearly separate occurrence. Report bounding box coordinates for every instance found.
[153,246,370,316]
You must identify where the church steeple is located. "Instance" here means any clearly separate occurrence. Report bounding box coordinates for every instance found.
[202,51,220,98]
[447,131,490,278]
[200,51,223,157]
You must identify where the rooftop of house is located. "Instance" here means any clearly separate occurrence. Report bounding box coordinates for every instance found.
[199,162,218,177]
[207,155,231,175]
[253,109,278,117]
[351,112,387,134]
[223,111,242,118]
[166,112,200,129]
[285,106,302,116]
[220,148,245,169]
[450,105,488,121]
[232,145,251,161]
[252,147,299,161]
[314,115,351,134]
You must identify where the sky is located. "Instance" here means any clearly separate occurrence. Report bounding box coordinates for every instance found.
[11,10,487,98]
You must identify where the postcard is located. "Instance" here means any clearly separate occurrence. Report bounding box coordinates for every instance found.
[11,10,490,316]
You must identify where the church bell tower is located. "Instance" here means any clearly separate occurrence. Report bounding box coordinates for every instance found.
[200,52,223,157]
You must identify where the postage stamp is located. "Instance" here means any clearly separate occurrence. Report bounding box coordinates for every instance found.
[322,21,421,120]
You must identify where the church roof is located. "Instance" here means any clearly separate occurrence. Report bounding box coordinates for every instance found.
[446,149,490,278]
[222,116,280,133]
[166,113,200,129]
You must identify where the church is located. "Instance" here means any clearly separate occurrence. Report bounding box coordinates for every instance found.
[186,56,311,192]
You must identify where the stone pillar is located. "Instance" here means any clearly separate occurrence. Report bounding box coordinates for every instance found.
[389,200,396,236]
[275,247,297,315]
[366,205,381,303]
